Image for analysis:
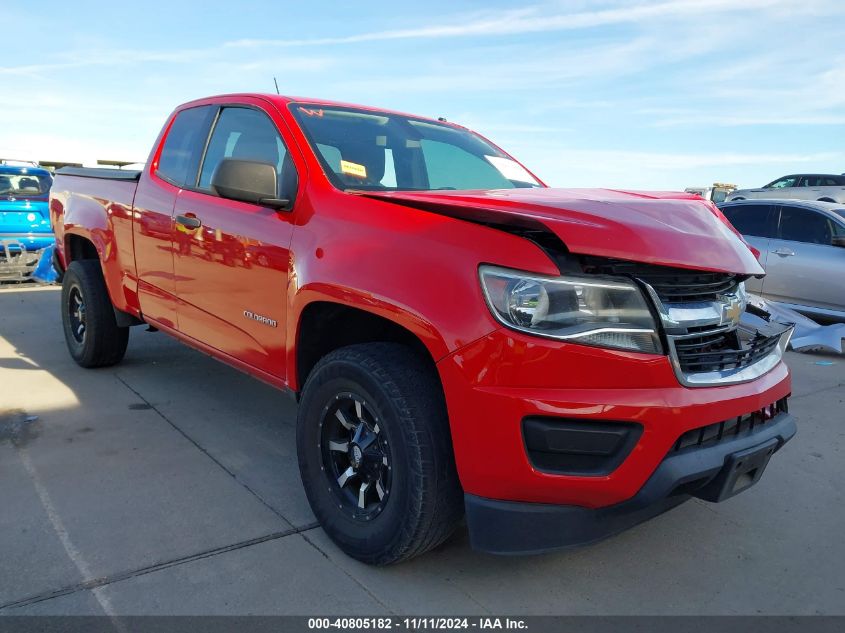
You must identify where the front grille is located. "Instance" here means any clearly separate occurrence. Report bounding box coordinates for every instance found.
[671,398,789,453]
[580,256,789,386]
[674,330,781,374]
[580,258,739,303]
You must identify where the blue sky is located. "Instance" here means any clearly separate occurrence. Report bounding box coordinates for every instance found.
[2,0,843,189]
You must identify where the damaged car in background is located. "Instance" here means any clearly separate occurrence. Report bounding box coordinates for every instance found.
[0,160,53,282]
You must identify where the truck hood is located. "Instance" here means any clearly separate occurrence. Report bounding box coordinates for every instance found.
[361,188,763,275]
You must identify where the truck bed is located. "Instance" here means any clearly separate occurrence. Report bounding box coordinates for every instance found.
[56,167,142,181]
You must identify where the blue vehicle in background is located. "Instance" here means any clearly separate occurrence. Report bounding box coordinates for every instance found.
[0,160,54,281]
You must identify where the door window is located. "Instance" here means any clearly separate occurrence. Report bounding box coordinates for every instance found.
[764,176,799,189]
[711,189,729,203]
[721,204,775,238]
[778,206,833,245]
[199,107,297,200]
[157,106,216,187]
[799,176,821,187]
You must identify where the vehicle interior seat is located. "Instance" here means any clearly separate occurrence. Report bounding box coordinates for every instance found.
[18,177,40,191]
[338,139,385,183]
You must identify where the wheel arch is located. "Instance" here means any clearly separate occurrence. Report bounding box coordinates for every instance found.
[63,231,140,324]
[64,232,100,263]
[291,298,447,394]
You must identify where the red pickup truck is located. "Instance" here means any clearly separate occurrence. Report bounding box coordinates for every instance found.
[50,93,796,564]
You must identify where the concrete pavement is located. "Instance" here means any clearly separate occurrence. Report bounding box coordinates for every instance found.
[1,285,843,615]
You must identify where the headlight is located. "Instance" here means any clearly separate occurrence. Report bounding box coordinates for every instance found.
[479,265,662,354]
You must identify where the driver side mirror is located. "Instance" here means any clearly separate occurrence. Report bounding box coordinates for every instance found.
[211,159,290,210]
[833,236,845,248]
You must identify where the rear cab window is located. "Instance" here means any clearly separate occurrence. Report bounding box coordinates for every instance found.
[156,106,216,187]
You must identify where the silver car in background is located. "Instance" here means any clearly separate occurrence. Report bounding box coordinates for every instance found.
[719,199,845,322]
[727,173,845,203]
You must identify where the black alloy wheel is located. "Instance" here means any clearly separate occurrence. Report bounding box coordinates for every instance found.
[320,393,392,521]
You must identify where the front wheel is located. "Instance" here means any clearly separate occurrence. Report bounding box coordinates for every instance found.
[61,260,129,368]
[297,343,463,565]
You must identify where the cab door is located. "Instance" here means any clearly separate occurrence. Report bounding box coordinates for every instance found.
[134,105,216,329]
[172,103,300,379]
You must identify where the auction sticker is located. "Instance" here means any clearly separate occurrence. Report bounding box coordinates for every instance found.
[340,160,368,179]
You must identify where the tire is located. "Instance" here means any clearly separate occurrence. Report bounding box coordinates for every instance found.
[297,343,463,565]
[61,259,129,368]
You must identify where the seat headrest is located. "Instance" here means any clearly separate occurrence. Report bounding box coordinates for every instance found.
[340,140,385,182]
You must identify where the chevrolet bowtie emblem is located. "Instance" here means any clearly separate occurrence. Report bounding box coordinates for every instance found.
[718,292,746,327]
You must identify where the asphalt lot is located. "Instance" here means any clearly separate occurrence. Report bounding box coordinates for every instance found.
[1,284,843,616]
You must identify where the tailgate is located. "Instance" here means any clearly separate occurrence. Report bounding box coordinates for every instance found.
[0,200,51,237]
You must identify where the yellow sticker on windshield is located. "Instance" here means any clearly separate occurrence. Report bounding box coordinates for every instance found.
[340,160,367,178]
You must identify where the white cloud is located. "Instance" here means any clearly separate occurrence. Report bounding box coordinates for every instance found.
[224,0,830,48]
[525,148,845,189]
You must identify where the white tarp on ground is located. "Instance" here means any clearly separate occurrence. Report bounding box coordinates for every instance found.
[748,294,845,354]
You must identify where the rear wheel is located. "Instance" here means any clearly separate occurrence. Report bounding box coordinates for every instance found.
[297,343,463,565]
[61,260,129,367]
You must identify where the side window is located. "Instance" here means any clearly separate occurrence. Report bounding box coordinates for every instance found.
[765,176,798,189]
[778,206,833,245]
[157,106,215,187]
[821,177,842,186]
[799,176,820,187]
[711,189,728,204]
[722,204,775,238]
[199,107,296,199]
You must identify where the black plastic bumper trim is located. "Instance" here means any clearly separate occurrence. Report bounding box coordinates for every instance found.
[465,411,796,555]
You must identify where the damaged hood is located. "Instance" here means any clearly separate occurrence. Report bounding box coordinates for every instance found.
[361,188,763,275]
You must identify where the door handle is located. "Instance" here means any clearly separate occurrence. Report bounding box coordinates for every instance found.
[773,248,795,257]
[175,213,202,229]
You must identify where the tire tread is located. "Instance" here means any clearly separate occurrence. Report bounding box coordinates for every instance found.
[298,342,463,565]
[61,259,129,368]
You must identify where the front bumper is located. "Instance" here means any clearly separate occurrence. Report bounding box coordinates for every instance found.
[0,233,54,252]
[465,410,795,554]
[437,327,793,510]
[0,239,46,281]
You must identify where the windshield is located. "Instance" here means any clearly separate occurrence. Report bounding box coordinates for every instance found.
[290,104,542,192]
[0,172,52,198]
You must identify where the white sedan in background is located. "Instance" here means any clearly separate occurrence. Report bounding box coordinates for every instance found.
[727,174,845,203]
